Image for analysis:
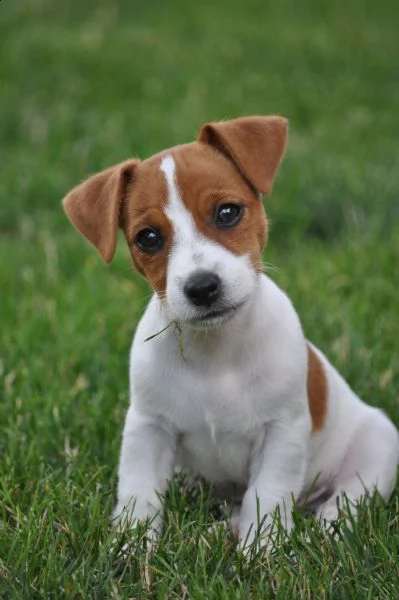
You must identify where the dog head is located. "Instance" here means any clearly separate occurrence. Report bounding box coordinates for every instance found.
[62,116,288,327]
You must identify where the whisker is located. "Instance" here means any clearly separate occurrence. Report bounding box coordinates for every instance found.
[156,291,168,303]
[253,260,280,274]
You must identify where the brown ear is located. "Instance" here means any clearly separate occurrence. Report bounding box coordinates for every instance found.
[198,116,288,195]
[62,160,138,263]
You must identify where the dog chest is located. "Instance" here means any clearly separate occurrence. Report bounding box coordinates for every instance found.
[177,428,255,485]
[132,351,271,435]
[131,355,268,484]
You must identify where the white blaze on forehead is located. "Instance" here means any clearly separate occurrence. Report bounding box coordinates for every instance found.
[160,155,197,243]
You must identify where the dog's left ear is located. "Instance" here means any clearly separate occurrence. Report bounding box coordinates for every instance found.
[198,115,288,195]
[62,160,138,263]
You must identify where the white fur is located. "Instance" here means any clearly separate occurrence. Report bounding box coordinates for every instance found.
[114,157,399,547]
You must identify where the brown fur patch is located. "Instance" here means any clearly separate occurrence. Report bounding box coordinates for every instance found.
[198,116,288,195]
[307,345,328,433]
[121,154,172,297]
[172,143,268,270]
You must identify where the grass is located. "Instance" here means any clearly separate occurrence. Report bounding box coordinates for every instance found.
[1,0,399,596]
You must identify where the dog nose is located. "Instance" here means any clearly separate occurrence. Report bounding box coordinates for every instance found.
[184,271,221,307]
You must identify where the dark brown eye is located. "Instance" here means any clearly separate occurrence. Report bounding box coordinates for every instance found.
[214,203,243,228]
[135,228,163,253]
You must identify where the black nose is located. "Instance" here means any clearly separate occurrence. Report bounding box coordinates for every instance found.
[184,271,221,307]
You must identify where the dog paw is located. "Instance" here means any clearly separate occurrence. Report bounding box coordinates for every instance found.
[110,514,161,563]
[111,501,162,560]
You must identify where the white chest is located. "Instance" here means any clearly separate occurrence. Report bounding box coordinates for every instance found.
[131,342,270,484]
[133,353,266,435]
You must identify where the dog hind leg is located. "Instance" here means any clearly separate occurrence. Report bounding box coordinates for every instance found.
[316,410,399,523]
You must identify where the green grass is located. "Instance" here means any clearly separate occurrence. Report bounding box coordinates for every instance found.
[1,0,399,596]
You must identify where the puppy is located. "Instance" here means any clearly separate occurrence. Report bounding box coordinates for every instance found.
[62,116,399,547]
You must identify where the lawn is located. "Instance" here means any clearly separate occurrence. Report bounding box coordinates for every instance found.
[1,0,399,597]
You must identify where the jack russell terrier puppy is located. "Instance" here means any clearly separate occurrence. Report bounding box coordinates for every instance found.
[62,116,399,547]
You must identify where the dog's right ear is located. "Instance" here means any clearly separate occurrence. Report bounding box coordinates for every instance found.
[62,160,139,263]
[198,116,288,196]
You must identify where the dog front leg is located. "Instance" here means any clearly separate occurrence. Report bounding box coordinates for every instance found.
[239,418,309,548]
[113,404,177,534]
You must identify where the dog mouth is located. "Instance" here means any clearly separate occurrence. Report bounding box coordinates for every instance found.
[189,301,246,326]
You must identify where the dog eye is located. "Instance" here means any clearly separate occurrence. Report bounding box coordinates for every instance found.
[135,228,164,253]
[214,203,243,228]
